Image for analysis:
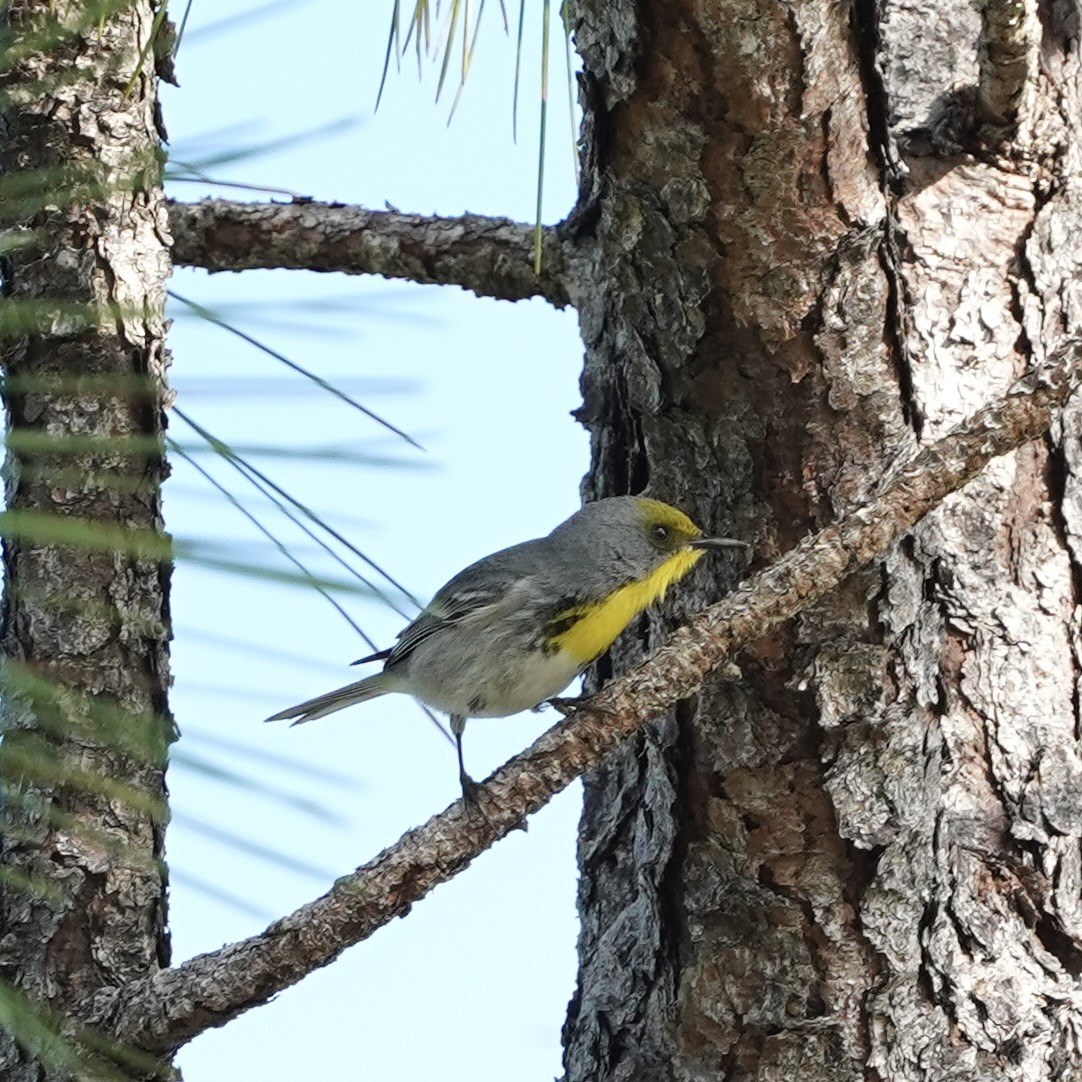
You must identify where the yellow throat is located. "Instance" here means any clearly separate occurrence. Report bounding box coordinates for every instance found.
[549,547,705,665]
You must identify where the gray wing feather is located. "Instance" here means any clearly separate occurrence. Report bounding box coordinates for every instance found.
[385,540,544,667]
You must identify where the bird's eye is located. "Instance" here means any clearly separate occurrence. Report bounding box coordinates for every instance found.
[652,524,670,544]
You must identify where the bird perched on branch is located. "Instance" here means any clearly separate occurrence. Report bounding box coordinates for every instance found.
[266,496,746,800]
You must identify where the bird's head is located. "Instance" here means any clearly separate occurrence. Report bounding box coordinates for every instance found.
[550,496,747,587]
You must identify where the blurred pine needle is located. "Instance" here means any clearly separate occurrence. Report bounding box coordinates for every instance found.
[376,0,577,271]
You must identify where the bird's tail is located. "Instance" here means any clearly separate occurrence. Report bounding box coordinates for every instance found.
[264,672,405,726]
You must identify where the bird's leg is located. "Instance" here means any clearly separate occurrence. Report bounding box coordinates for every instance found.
[451,714,481,805]
[450,714,527,832]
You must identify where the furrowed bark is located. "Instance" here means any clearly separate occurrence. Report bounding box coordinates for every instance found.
[106,352,1077,1055]
[564,0,1082,1079]
[0,3,175,1079]
[167,199,572,306]
[565,2,893,1075]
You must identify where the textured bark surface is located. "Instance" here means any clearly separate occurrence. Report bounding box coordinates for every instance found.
[563,1,1082,1080]
[0,2,175,1078]
[168,199,572,306]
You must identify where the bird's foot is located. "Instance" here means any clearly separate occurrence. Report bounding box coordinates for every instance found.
[544,694,617,719]
[545,695,582,715]
[460,771,483,806]
[458,772,527,833]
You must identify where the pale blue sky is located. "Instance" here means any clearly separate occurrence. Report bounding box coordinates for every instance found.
[161,2,587,1079]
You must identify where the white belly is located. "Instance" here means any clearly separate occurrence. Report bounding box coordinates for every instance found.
[476,648,582,716]
[405,638,582,719]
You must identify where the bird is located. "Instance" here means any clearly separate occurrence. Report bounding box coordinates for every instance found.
[265,496,747,800]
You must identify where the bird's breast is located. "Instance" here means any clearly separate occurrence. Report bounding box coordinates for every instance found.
[547,547,704,665]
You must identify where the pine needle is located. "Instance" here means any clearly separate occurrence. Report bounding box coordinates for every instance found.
[173,408,421,611]
[123,0,170,99]
[561,0,578,183]
[512,0,526,142]
[534,0,550,275]
[168,290,423,451]
[376,0,402,109]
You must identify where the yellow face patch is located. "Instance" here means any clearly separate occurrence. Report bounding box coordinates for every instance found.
[632,498,702,543]
[549,546,705,665]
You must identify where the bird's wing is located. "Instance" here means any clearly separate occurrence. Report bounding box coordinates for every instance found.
[384,542,541,667]
[384,589,498,665]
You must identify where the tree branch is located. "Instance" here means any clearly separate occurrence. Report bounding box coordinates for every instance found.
[109,346,1080,1054]
[167,199,572,307]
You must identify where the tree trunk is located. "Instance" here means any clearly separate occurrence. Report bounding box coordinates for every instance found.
[563,1,1082,1079]
[0,3,174,1078]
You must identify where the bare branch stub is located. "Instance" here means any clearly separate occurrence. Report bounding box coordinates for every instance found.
[167,199,572,307]
[105,346,1079,1055]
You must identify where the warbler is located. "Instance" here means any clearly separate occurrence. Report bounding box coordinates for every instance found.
[266,496,746,798]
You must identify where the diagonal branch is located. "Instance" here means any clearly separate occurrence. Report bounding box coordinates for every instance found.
[167,199,572,307]
[109,345,1080,1054]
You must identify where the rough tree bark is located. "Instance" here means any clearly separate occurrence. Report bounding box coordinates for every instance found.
[561,1,1082,1080]
[0,2,174,1079]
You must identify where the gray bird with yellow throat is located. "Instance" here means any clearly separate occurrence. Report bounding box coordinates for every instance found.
[266,496,746,799]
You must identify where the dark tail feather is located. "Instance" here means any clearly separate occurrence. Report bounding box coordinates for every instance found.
[351,646,392,666]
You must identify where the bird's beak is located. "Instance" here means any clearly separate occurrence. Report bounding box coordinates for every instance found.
[688,536,749,551]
